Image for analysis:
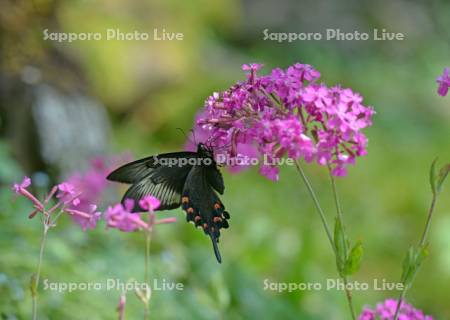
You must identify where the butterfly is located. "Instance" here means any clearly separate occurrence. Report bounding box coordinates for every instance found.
[106,143,230,263]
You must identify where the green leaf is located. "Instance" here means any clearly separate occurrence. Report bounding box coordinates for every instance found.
[400,247,415,285]
[436,163,450,194]
[343,241,363,275]
[430,159,450,195]
[400,245,429,287]
[415,244,429,268]
[334,217,347,276]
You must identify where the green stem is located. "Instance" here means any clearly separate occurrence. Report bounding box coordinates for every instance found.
[143,214,153,320]
[294,161,335,253]
[393,194,438,320]
[343,277,357,320]
[328,168,347,256]
[327,167,356,320]
[32,223,49,320]
[419,195,437,247]
[294,161,356,320]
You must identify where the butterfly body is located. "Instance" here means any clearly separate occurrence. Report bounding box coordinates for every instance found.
[107,143,230,263]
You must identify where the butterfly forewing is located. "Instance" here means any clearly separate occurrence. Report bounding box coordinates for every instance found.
[107,152,198,211]
[107,152,198,184]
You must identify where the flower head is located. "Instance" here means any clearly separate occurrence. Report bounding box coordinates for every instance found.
[192,62,375,179]
[436,67,450,97]
[12,176,102,230]
[359,299,433,320]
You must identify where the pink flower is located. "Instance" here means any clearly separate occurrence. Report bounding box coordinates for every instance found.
[436,67,450,97]
[358,309,376,320]
[105,200,144,232]
[105,199,176,232]
[192,62,374,179]
[12,176,103,231]
[359,299,433,320]
[242,63,263,72]
[12,176,31,193]
[57,182,80,206]
[139,196,161,212]
[259,165,279,181]
[65,205,102,231]
[12,176,44,211]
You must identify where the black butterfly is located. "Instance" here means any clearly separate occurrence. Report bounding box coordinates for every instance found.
[106,143,230,263]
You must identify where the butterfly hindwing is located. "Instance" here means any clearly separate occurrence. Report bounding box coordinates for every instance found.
[181,165,230,263]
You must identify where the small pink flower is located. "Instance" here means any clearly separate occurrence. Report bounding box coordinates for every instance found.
[259,165,279,181]
[57,182,80,206]
[105,198,176,232]
[66,204,102,231]
[105,200,147,232]
[436,67,450,97]
[139,196,161,212]
[12,176,31,193]
[242,63,263,72]
[358,309,375,320]
[12,176,44,211]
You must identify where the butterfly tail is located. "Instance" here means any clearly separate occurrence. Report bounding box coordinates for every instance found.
[210,234,222,263]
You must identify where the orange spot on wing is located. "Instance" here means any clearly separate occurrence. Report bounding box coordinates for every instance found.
[187,207,194,214]
[182,197,189,204]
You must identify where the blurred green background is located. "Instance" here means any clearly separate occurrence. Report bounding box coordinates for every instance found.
[1,0,449,319]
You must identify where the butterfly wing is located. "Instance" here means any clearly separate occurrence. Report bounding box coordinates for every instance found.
[181,165,230,263]
[107,152,197,184]
[205,165,224,194]
[107,152,198,211]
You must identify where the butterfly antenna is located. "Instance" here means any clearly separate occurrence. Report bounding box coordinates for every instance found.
[210,234,222,263]
[176,127,195,145]
[189,129,198,145]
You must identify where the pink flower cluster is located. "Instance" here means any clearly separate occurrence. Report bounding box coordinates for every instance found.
[104,196,176,232]
[359,299,433,320]
[13,177,176,233]
[436,67,450,97]
[12,177,102,230]
[194,63,375,179]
